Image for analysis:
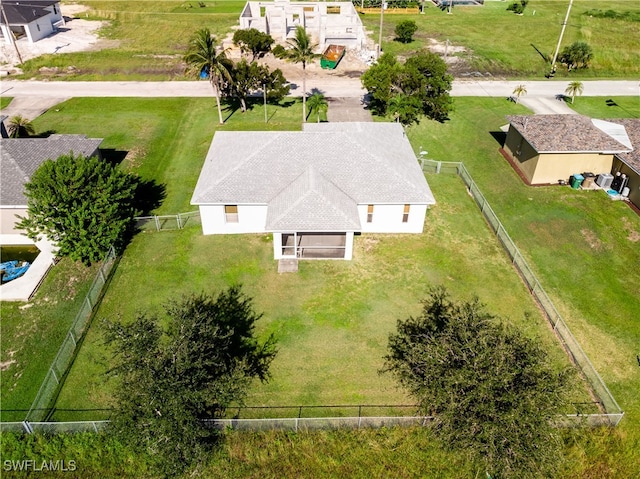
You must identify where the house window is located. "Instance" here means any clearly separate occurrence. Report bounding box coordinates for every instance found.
[367,204,374,223]
[224,205,239,223]
[402,204,410,223]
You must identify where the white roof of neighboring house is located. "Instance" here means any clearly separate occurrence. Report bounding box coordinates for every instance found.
[0,135,103,206]
[191,122,435,231]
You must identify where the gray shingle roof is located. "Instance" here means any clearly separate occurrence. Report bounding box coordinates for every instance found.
[0,135,103,206]
[266,167,361,231]
[0,2,53,25]
[191,122,435,232]
[506,114,632,153]
[607,118,640,175]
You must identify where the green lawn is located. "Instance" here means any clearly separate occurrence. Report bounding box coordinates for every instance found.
[55,171,581,419]
[567,95,640,119]
[363,1,640,78]
[0,260,100,421]
[14,0,640,79]
[0,97,13,110]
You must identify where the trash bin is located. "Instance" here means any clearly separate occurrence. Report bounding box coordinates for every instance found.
[571,174,584,189]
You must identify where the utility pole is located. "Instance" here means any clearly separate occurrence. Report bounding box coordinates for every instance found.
[377,1,386,59]
[0,2,23,64]
[549,0,574,76]
[263,83,267,123]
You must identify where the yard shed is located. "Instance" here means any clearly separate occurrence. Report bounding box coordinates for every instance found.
[191,122,435,260]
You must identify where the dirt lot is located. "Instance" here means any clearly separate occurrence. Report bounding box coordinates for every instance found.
[0,4,117,73]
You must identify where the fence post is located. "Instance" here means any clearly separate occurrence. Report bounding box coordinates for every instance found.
[436,161,441,174]
[69,331,76,347]
[177,214,183,230]
[22,421,33,434]
[85,296,92,311]
[154,215,160,232]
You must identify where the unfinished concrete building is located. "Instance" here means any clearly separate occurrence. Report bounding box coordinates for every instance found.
[239,0,366,50]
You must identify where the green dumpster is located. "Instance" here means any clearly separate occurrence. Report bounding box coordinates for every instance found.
[571,174,584,189]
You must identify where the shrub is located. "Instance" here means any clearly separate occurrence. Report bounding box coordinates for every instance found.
[394,20,418,44]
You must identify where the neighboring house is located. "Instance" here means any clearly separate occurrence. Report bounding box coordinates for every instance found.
[239,0,366,50]
[502,114,632,185]
[191,122,435,260]
[502,114,640,211]
[0,0,64,45]
[0,134,103,235]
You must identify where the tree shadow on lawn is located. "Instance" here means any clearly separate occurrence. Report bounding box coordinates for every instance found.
[134,178,167,216]
[222,97,298,123]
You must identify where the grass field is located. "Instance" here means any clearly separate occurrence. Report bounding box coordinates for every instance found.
[365,1,640,78]
[0,260,100,421]
[13,0,640,79]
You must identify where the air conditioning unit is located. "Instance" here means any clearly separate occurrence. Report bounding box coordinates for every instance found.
[595,173,613,189]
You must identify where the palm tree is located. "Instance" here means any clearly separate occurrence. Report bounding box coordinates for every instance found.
[512,84,527,104]
[286,26,318,122]
[7,115,35,138]
[306,93,328,123]
[565,81,584,104]
[183,28,233,124]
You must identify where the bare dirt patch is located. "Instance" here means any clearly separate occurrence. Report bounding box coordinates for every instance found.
[0,350,17,372]
[621,217,640,242]
[580,228,607,251]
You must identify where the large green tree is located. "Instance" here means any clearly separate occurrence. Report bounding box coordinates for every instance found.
[224,59,289,112]
[17,153,140,265]
[286,26,318,122]
[383,287,570,478]
[184,28,233,124]
[362,51,453,125]
[232,28,274,61]
[104,287,277,477]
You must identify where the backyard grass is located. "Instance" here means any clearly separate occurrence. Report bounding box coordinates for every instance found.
[0,260,100,422]
[54,172,583,419]
[567,95,640,119]
[14,0,640,79]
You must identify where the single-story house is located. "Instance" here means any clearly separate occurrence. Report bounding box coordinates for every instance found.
[0,134,103,235]
[502,114,640,211]
[191,122,435,260]
[502,114,632,185]
[0,0,64,45]
[239,0,366,50]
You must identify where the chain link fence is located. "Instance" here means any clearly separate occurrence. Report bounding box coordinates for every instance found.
[25,248,119,423]
[424,159,623,426]
[133,211,200,232]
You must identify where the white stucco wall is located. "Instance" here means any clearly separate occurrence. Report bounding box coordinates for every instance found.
[199,204,268,234]
[358,203,427,234]
[25,20,55,43]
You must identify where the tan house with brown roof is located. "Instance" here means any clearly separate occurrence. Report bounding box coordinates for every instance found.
[502,115,632,186]
[502,115,640,211]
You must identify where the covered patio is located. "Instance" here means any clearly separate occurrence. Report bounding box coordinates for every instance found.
[274,232,354,260]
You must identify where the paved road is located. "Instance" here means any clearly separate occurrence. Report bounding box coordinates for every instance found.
[1,79,637,118]
[2,79,638,99]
